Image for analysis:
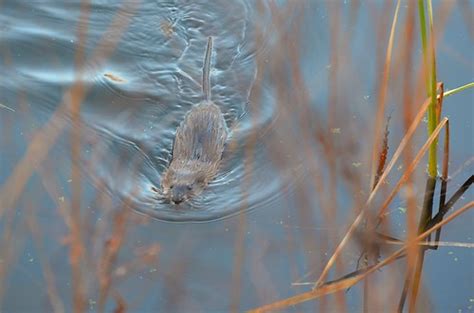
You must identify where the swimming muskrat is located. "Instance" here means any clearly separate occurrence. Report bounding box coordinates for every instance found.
[160,37,228,204]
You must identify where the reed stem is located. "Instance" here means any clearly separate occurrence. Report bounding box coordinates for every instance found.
[418,0,438,178]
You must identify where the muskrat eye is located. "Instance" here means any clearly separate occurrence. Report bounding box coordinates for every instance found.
[187,185,193,191]
[170,185,174,189]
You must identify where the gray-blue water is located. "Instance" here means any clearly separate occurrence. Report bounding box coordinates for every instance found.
[0,1,472,312]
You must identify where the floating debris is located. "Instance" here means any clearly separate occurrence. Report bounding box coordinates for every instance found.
[160,20,174,38]
[397,207,407,213]
[103,72,127,83]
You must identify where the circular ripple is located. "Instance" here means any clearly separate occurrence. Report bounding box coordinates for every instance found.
[77,0,285,222]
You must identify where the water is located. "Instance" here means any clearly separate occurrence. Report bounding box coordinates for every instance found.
[0,0,473,312]
[2,0,307,222]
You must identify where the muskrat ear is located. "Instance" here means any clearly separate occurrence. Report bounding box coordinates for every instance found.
[161,168,175,185]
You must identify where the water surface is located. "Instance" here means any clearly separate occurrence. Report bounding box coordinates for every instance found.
[0,1,472,312]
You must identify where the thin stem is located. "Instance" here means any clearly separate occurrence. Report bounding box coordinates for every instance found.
[426,0,438,178]
[0,103,15,112]
[444,82,474,97]
[418,0,428,83]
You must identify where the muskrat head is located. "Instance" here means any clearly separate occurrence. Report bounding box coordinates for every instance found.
[160,165,208,205]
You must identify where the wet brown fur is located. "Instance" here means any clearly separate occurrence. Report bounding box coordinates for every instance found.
[160,37,227,204]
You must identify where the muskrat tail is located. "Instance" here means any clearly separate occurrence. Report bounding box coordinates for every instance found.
[202,36,213,101]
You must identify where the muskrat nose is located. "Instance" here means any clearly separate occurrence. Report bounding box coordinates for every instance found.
[172,196,184,204]
[171,186,186,204]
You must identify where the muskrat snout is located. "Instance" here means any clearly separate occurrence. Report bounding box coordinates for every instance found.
[170,185,192,205]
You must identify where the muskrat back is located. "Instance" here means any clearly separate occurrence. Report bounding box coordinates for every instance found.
[172,102,227,163]
[160,37,228,204]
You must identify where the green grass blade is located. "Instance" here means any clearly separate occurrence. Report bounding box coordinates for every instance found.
[418,0,429,93]
[444,82,474,97]
[426,0,438,178]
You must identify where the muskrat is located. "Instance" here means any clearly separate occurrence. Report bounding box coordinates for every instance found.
[160,37,228,204]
